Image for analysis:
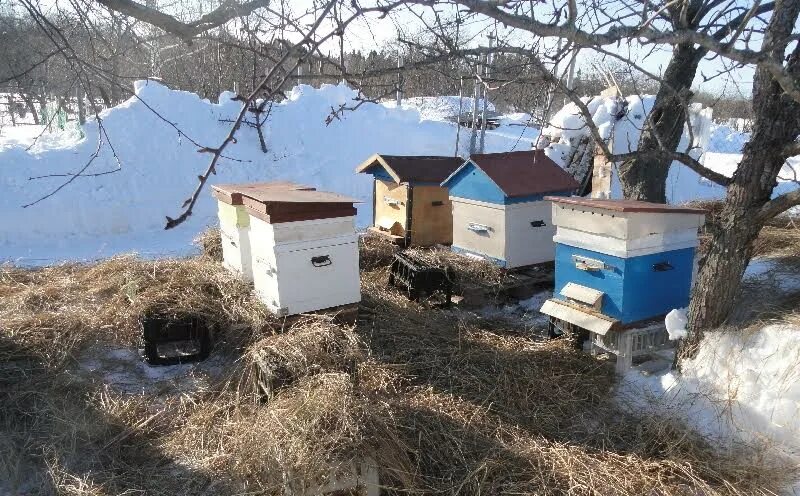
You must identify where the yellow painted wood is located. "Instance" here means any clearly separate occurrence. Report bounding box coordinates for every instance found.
[409,185,453,246]
[218,201,250,228]
[373,180,408,236]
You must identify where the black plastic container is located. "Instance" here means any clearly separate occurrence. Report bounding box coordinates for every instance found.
[388,252,455,305]
[139,314,212,366]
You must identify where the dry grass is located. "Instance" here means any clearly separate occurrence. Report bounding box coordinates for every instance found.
[241,317,366,400]
[404,245,508,287]
[357,231,399,271]
[0,251,792,494]
[194,226,223,261]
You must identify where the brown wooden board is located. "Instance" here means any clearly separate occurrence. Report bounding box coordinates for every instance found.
[467,150,579,197]
[211,181,314,205]
[356,154,464,184]
[408,185,453,246]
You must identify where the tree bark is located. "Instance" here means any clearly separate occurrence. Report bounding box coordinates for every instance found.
[618,41,702,202]
[683,1,800,358]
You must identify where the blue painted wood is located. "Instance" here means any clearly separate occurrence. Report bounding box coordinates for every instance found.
[451,245,508,267]
[622,248,695,323]
[443,161,507,204]
[363,164,394,182]
[555,244,625,319]
[554,244,696,324]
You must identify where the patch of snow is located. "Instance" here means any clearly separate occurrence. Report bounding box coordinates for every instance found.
[387,95,495,121]
[77,344,226,396]
[664,308,688,341]
[540,96,799,206]
[620,324,800,464]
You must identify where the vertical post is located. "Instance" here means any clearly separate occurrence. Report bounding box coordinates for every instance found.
[563,46,578,106]
[469,66,480,154]
[479,33,494,154]
[396,54,403,107]
[7,95,16,126]
[454,76,464,157]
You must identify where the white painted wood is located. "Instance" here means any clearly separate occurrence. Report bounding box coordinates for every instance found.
[551,203,705,241]
[249,216,356,247]
[560,283,603,308]
[220,225,253,282]
[217,200,254,281]
[450,197,506,261]
[503,200,556,267]
[539,299,616,335]
[553,227,700,258]
[251,233,360,316]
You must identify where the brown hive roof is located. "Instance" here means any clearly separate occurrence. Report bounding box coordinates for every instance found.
[467,150,579,197]
[355,154,465,184]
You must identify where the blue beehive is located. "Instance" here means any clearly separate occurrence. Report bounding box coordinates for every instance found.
[540,197,706,335]
[440,150,579,268]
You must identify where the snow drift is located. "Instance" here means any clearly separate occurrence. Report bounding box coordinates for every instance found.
[621,321,800,462]
[540,95,799,204]
[0,81,537,263]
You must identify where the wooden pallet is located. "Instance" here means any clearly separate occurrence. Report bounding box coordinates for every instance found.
[366,226,407,246]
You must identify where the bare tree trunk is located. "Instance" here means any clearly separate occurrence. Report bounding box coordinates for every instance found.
[7,95,16,126]
[618,42,702,202]
[20,92,40,124]
[683,3,800,359]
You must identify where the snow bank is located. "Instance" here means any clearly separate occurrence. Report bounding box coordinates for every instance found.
[540,96,799,204]
[621,324,800,459]
[390,95,495,121]
[1,81,537,263]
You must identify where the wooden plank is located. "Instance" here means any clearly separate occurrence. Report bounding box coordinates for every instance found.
[409,185,453,246]
[373,179,408,236]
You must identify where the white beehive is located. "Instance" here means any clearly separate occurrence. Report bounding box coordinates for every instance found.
[237,184,361,317]
[212,182,312,282]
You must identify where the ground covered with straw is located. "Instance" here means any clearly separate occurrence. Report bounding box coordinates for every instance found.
[0,230,792,494]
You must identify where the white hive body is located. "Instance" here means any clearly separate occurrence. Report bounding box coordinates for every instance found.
[212,182,362,317]
[217,201,253,282]
[250,217,361,316]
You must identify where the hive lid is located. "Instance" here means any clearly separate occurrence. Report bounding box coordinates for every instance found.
[212,181,315,205]
[445,150,579,198]
[235,183,360,224]
[355,154,464,184]
[545,197,707,214]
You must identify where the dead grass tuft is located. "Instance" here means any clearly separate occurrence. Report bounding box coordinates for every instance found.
[358,231,399,271]
[0,255,276,366]
[194,227,223,261]
[404,245,507,287]
[242,317,366,400]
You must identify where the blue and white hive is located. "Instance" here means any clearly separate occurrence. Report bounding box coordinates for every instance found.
[440,150,579,268]
[540,197,706,335]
